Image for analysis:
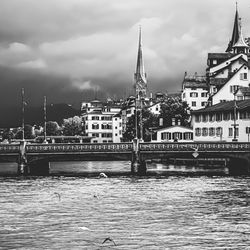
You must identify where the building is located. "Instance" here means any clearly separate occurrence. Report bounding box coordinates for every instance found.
[191,99,250,142]
[155,125,193,142]
[81,99,122,143]
[181,72,209,110]
[207,6,250,105]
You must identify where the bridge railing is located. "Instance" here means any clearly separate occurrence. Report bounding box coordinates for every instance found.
[0,144,20,154]
[26,143,133,153]
[140,142,250,152]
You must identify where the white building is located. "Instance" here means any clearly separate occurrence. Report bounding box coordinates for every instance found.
[181,72,209,110]
[155,125,193,142]
[81,100,122,143]
[207,54,250,105]
[206,7,250,105]
[191,99,250,142]
[112,114,123,143]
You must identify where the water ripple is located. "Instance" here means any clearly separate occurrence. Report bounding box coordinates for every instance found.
[0,171,250,249]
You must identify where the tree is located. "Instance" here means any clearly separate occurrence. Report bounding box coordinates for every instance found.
[159,97,190,127]
[123,108,158,142]
[14,125,35,139]
[62,116,83,136]
[2,129,15,141]
[46,121,60,136]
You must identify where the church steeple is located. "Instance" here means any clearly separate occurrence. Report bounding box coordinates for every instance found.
[226,3,240,52]
[134,26,147,99]
[232,18,249,54]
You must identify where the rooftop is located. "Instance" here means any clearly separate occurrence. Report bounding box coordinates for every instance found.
[192,99,250,114]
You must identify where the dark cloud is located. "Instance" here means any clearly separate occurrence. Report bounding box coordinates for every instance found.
[0,0,250,118]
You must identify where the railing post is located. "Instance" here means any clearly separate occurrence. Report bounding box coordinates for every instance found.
[131,138,147,175]
[18,140,29,175]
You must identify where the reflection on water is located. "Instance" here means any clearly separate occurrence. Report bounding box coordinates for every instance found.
[49,161,230,176]
[0,163,249,249]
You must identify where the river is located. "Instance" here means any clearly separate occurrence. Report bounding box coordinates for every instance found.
[0,161,250,249]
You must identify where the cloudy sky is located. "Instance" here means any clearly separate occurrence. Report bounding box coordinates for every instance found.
[0,0,249,108]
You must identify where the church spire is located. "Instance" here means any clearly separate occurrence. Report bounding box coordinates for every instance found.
[134,26,147,99]
[232,18,249,54]
[226,3,240,52]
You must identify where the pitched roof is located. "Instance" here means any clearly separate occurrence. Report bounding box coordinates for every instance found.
[236,87,250,96]
[182,74,207,88]
[192,99,250,114]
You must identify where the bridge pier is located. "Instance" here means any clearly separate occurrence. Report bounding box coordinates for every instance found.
[17,140,29,175]
[228,157,250,175]
[131,138,147,175]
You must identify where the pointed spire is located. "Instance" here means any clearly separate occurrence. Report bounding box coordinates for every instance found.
[226,3,240,52]
[134,26,147,99]
[135,26,147,84]
[233,18,249,47]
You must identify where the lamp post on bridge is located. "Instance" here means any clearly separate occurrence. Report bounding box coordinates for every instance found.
[232,93,238,142]
[43,96,47,144]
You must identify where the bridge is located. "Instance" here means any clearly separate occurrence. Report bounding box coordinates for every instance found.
[0,141,250,175]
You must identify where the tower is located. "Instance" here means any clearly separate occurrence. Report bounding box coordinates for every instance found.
[232,18,249,54]
[226,3,240,52]
[134,27,147,100]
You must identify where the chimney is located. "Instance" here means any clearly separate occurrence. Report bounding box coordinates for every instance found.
[159,118,163,127]
[172,118,176,126]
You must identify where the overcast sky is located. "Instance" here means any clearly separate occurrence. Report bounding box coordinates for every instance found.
[0,0,249,107]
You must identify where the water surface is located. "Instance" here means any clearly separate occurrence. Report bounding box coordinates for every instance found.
[0,163,249,249]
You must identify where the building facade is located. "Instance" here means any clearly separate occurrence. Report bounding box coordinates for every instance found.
[181,72,209,110]
[191,99,250,142]
[81,100,122,143]
[207,6,250,105]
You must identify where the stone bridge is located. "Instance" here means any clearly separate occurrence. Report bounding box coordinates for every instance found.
[0,141,250,175]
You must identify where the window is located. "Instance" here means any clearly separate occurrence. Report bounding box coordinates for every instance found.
[201,102,207,107]
[202,128,208,136]
[190,92,198,97]
[183,132,193,140]
[101,116,112,121]
[92,116,99,120]
[195,128,201,137]
[92,133,99,137]
[92,124,99,129]
[192,101,196,107]
[213,59,217,65]
[195,115,201,122]
[216,127,223,137]
[201,92,207,97]
[209,114,215,122]
[102,133,112,138]
[183,93,186,98]
[173,132,182,140]
[223,113,230,121]
[161,132,171,140]
[228,128,233,137]
[246,127,250,134]
[215,113,222,121]
[240,73,248,80]
[202,114,208,122]
[230,85,239,93]
[101,124,112,129]
[235,128,239,137]
[209,128,215,136]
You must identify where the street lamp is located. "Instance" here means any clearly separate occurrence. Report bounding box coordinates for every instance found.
[232,93,238,142]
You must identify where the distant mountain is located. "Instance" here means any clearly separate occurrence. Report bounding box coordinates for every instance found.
[0,103,80,128]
